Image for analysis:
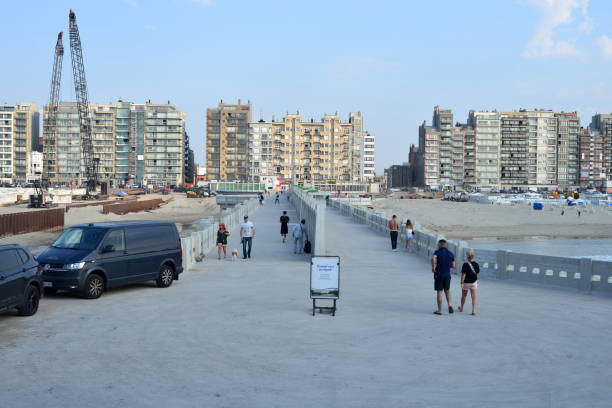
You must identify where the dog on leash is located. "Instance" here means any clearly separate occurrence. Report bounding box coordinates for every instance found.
[231,249,239,261]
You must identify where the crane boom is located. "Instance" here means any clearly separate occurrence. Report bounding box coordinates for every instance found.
[68,9,97,194]
[43,32,64,182]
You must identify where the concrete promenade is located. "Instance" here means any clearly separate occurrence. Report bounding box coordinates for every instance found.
[1,198,612,407]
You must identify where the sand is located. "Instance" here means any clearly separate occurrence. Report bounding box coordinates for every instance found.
[0,193,219,253]
[369,197,612,240]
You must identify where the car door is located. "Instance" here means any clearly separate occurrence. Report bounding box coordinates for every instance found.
[124,226,162,282]
[0,249,26,308]
[98,229,128,287]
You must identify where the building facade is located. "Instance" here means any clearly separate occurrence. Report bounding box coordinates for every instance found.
[44,101,185,186]
[363,131,376,180]
[206,100,252,182]
[579,127,605,188]
[416,106,580,190]
[0,103,39,184]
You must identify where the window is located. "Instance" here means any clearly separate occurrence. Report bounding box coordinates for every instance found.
[102,229,125,251]
[126,225,176,251]
[52,227,107,250]
[0,249,22,272]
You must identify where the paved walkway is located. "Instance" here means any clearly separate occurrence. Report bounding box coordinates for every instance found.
[1,198,611,407]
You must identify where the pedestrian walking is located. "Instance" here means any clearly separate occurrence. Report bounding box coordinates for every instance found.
[459,249,479,316]
[258,193,264,206]
[275,193,280,204]
[280,211,290,243]
[292,219,307,254]
[404,219,415,252]
[240,215,255,259]
[216,223,230,259]
[388,215,400,251]
[432,239,456,315]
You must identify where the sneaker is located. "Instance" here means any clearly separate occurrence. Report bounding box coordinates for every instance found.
[448,306,454,314]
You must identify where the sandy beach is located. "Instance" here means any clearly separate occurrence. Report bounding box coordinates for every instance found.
[370,197,612,240]
[0,193,219,252]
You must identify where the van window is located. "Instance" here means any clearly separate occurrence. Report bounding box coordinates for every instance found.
[53,227,107,250]
[125,225,176,252]
[16,249,30,263]
[101,229,125,252]
[0,249,22,272]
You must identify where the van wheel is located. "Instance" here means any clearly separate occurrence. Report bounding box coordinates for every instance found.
[156,265,174,288]
[17,285,40,316]
[84,274,104,299]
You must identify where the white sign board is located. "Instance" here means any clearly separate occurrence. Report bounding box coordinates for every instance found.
[310,256,340,299]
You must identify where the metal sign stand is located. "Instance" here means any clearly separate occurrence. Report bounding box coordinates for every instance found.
[310,256,340,317]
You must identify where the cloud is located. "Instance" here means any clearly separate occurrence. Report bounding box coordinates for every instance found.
[597,35,612,59]
[144,24,156,30]
[522,0,590,59]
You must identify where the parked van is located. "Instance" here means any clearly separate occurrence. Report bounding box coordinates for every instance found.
[0,244,43,316]
[37,221,183,299]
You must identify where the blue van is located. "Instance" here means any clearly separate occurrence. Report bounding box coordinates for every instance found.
[37,221,183,299]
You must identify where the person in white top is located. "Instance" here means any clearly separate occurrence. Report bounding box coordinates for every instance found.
[239,215,255,259]
[405,219,415,252]
[291,219,307,254]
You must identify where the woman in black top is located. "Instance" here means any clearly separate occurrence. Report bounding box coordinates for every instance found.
[216,223,230,259]
[459,249,479,315]
[280,211,290,243]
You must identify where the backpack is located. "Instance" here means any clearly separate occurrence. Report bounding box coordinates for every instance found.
[304,239,312,254]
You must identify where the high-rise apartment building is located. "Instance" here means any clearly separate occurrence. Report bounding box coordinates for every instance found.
[0,103,39,184]
[589,113,612,186]
[363,131,376,180]
[246,112,370,184]
[44,101,185,186]
[579,127,605,188]
[206,100,252,182]
[417,107,580,190]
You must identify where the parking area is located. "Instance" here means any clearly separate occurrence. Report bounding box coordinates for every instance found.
[1,200,612,407]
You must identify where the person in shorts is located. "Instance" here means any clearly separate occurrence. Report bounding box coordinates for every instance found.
[216,223,229,259]
[459,249,479,316]
[280,211,290,243]
[431,239,455,315]
[404,219,415,252]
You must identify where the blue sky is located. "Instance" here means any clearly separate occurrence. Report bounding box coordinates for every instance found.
[2,0,612,172]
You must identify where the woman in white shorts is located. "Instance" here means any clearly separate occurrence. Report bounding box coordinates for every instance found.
[404,219,415,252]
[459,249,479,315]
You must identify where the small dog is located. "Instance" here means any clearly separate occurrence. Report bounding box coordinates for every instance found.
[231,249,239,261]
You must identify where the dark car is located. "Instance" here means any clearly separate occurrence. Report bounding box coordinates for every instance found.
[37,221,183,299]
[0,244,43,316]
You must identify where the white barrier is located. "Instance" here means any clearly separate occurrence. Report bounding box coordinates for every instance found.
[180,198,260,270]
[290,186,326,255]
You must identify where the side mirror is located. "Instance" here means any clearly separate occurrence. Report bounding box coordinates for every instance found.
[101,244,115,253]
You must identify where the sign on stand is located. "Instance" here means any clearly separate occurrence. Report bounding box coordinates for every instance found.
[310,256,340,316]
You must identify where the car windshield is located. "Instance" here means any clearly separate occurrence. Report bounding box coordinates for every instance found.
[52,227,106,250]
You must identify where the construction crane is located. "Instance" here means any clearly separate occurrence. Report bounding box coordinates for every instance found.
[68,9,98,196]
[42,32,63,185]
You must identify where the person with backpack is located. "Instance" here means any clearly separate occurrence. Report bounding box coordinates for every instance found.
[292,219,307,254]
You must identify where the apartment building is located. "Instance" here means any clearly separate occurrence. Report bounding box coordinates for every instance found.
[247,112,369,184]
[44,101,185,186]
[589,113,612,185]
[363,131,375,180]
[0,103,39,184]
[206,100,251,182]
[579,127,605,188]
[417,106,580,190]
[28,151,43,181]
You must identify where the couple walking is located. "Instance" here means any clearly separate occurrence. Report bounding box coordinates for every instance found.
[215,215,255,260]
[388,215,415,252]
[432,240,479,316]
[279,211,309,254]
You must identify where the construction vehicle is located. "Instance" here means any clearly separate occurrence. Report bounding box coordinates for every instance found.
[28,181,57,208]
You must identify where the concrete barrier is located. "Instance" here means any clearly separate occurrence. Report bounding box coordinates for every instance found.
[289,186,326,255]
[328,198,612,295]
[180,197,260,270]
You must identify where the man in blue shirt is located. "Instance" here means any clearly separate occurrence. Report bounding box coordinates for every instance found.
[431,239,456,315]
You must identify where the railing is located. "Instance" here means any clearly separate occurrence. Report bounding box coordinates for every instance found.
[289,186,326,255]
[0,208,64,238]
[180,198,260,270]
[328,198,612,295]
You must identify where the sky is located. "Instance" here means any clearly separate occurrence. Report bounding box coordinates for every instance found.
[2,0,612,173]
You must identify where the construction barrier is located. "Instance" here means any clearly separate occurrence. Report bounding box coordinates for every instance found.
[0,208,64,238]
[102,198,164,215]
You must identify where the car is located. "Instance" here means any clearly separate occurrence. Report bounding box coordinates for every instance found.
[0,244,43,316]
[37,221,183,299]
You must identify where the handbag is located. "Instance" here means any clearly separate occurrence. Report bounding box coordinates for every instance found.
[303,239,312,254]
